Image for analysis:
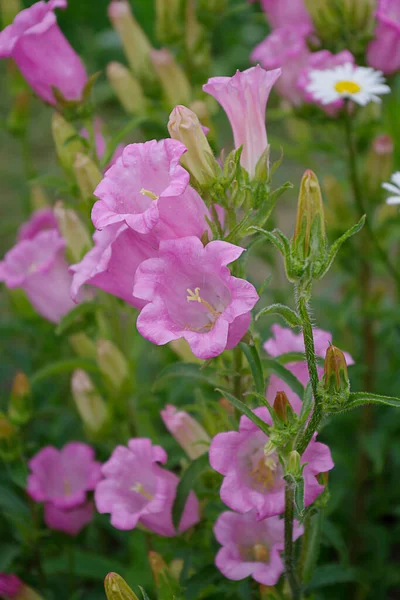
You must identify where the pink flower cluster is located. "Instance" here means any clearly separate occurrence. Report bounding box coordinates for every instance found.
[27,442,102,535]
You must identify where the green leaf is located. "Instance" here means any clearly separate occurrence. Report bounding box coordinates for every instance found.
[256,303,301,327]
[139,588,153,600]
[305,564,361,590]
[240,343,265,395]
[317,215,366,279]
[225,209,253,243]
[294,476,305,516]
[0,485,30,517]
[55,302,101,336]
[247,226,286,256]
[252,182,293,229]
[153,363,218,392]
[216,389,271,435]
[172,453,210,530]
[257,274,272,297]
[329,391,400,414]
[263,359,305,400]
[299,382,313,422]
[30,358,99,389]
[43,550,128,580]
[0,545,19,571]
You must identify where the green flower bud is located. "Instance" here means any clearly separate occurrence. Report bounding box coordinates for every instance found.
[9,371,32,426]
[293,169,326,263]
[150,49,191,108]
[54,201,91,263]
[71,370,108,435]
[104,573,139,600]
[155,0,185,44]
[107,62,147,115]
[323,345,350,397]
[287,451,302,478]
[52,113,85,175]
[96,340,129,391]
[0,0,22,26]
[73,152,103,202]
[69,332,97,359]
[273,391,293,424]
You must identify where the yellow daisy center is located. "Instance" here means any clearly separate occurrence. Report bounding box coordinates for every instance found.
[334,80,361,95]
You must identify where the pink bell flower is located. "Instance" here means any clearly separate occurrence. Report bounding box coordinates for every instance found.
[161,404,210,460]
[95,438,200,536]
[214,510,303,585]
[0,0,87,105]
[257,0,313,31]
[27,442,102,509]
[44,500,94,536]
[133,237,259,360]
[91,139,209,239]
[203,66,281,177]
[367,0,400,74]
[209,407,334,520]
[17,208,58,241]
[0,574,23,599]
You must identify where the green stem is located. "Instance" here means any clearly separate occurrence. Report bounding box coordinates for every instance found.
[233,345,243,401]
[284,483,301,600]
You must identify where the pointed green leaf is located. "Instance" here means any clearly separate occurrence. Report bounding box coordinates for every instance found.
[330,391,400,414]
[247,226,286,255]
[240,343,265,395]
[256,303,301,327]
[317,215,366,279]
[216,389,271,435]
[172,453,210,530]
[263,359,305,400]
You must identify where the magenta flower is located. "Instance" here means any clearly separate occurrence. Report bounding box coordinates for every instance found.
[367,0,400,74]
[92,139,209,239]
[0,230,77,323]
[95,438,200,536]
[0,0,87,105]
[209,407,334,519]
[17,208,58,241]
[0,574,23,599]
[214,511,303,585]
[251,26,310,106]
[203,66,281,177]
[257,0,313,31]
[27,442,102,509]
[298,50,356,114]
[133,237,259,360]
[70,223,158,309]
[264,324,354,412]
[44,500,94,536]
[161,404,210,460]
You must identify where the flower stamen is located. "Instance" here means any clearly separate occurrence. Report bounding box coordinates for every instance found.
[186,287,220,317]
[131,482,153,500]
[140,188,159,200]
[253,543,270,562]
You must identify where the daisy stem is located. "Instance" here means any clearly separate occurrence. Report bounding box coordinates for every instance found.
[284,481,301,599]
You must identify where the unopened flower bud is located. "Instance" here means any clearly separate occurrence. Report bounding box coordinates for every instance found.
[0,411,15,439]
[273,391,293,424]
[287,451,302,478]
[323,345,350,397]
[9,372,31,426]
[155,0,185,44]
[148,551,168,587]
[52,113,85,175]
[168,105,219,186]
[107,62,147,115]
[54,201,91,263]
[29,183,49,210]
[161,404,210,460]
[150,49,191,108]
[104,573,139,600]
[73,152,102,202]
[96,340,129,391]
[0,411,20,462]
[365,134,394,198]
[69,333,97,359]
[71,370,108,434]
[293,169,326,262]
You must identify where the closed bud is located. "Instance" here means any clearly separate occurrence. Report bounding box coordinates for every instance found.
[365,134,394,198]
[273,391,293,424]
[150,49,191,108]
[148,551,168,587]
[52,113,85,174]
[287,451,302,478]
[29,183,50,210]
[168,105,219,186]
[189,99,213,133]
[0,411,15,439]
[104,573,139,600]
[107,62,147,115]
[71,370,108,434]
[323,345,350,397]
[0,411,21,462]
[293,169,326,262]
[9,372,31,426]
[54,201,91,262]
[155,0,185,44]
[254,146,270,184]
[73,152,102,202]
[161,404,210,460]
[69,332,97,359]
[96,340,129,391]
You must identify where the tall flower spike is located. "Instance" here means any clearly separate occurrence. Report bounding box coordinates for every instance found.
[203,65,281,177]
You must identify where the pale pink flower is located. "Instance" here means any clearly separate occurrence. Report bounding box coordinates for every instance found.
[27,442,102,509]
[161,404,210,460]
[203,66,281,177]
[95,438,200,536]
[251,26,310,106]
[257,0,313,31]
[0,0,87,105]
[367,0,400,74]
[92,139,209,239]
[44,501,94,536]
[0,574,23,599]
[17,208,58,241]
[133,237,259,360]
[209,407,334,519]
[214,511,303,585]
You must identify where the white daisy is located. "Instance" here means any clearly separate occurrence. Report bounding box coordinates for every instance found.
[383,172,400,205]
[306,62,391,106]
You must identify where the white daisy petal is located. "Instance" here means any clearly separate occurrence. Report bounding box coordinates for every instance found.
[391,172,400,187]
[386,197,400,205]
[382,182,400,195]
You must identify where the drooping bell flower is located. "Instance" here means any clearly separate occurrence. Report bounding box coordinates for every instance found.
[161,404,210,460]
[257,0,313,31]
[133,237,259,360]
[91,139,210,239]
[203,66,281,177]
[95,438,200,536]
[367,0,400,75]
[27,442,102,509]
[0,0,87,105]
[214,510,303,585]
[44,500,95,536]
[17,207,58,241]
[209,407,334,519]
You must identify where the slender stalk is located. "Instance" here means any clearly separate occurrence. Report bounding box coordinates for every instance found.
[233,344,243,401]
[284,482,301,600]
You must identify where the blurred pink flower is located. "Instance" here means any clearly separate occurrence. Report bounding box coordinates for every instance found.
[27,442,102,509]
[0,574,23,599]
[95,438,200,536]
[44,500,94,536]
[0,0,87,105]
[251,26,311,106]
[214,510,303,585]
[17,208,58,241]
[367,0,400,74]
[256,0,313,31]
[0,230,77,323]
[133,237,259,360]
[203,66,281,177]
[92,139,209,239]
[81,118,124,171]
[209,407,334,519]
[161,404,210,459]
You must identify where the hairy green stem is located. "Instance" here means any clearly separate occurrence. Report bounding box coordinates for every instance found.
[284,483,301,599]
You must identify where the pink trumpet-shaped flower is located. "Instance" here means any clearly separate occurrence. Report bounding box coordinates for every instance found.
[203,66,281,177]
[367,0,400,74]
[92,139,209,239]
[27,442,102,509]
[0,229,77,323]
[257,0,313,31]
[161,404,210,460]
[17,208,58,241]
[214,510,303,585]
[209,407,334,520]
[95,438,200,536]
[133,237,259,360]
[0,574,23,599]
[0,0,87,105]
[44,500,94,536]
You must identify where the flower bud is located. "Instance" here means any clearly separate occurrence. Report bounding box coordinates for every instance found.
[54,201,91,263]
[73,152,102,202]
[293,169,326,262]
[322,345,350,397]
[52,113,86,175]
[168,105,219,186]
[96,340,129,391]
[287,451,302,478]
[273,391,293,424]
[365,134,394,198]
[71,370,108,434]
[0,411,15,439]
[197,0,227,17]
[29,183,50,210]
[150,49,191,108]
[8,372,31,426]
[107,62,147,115]
[0,411,20,462]
[155,0,185,44]
[161,404,210,460]
[148,551,168,587]
[69,333,97,359]
[104,573,139,600]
